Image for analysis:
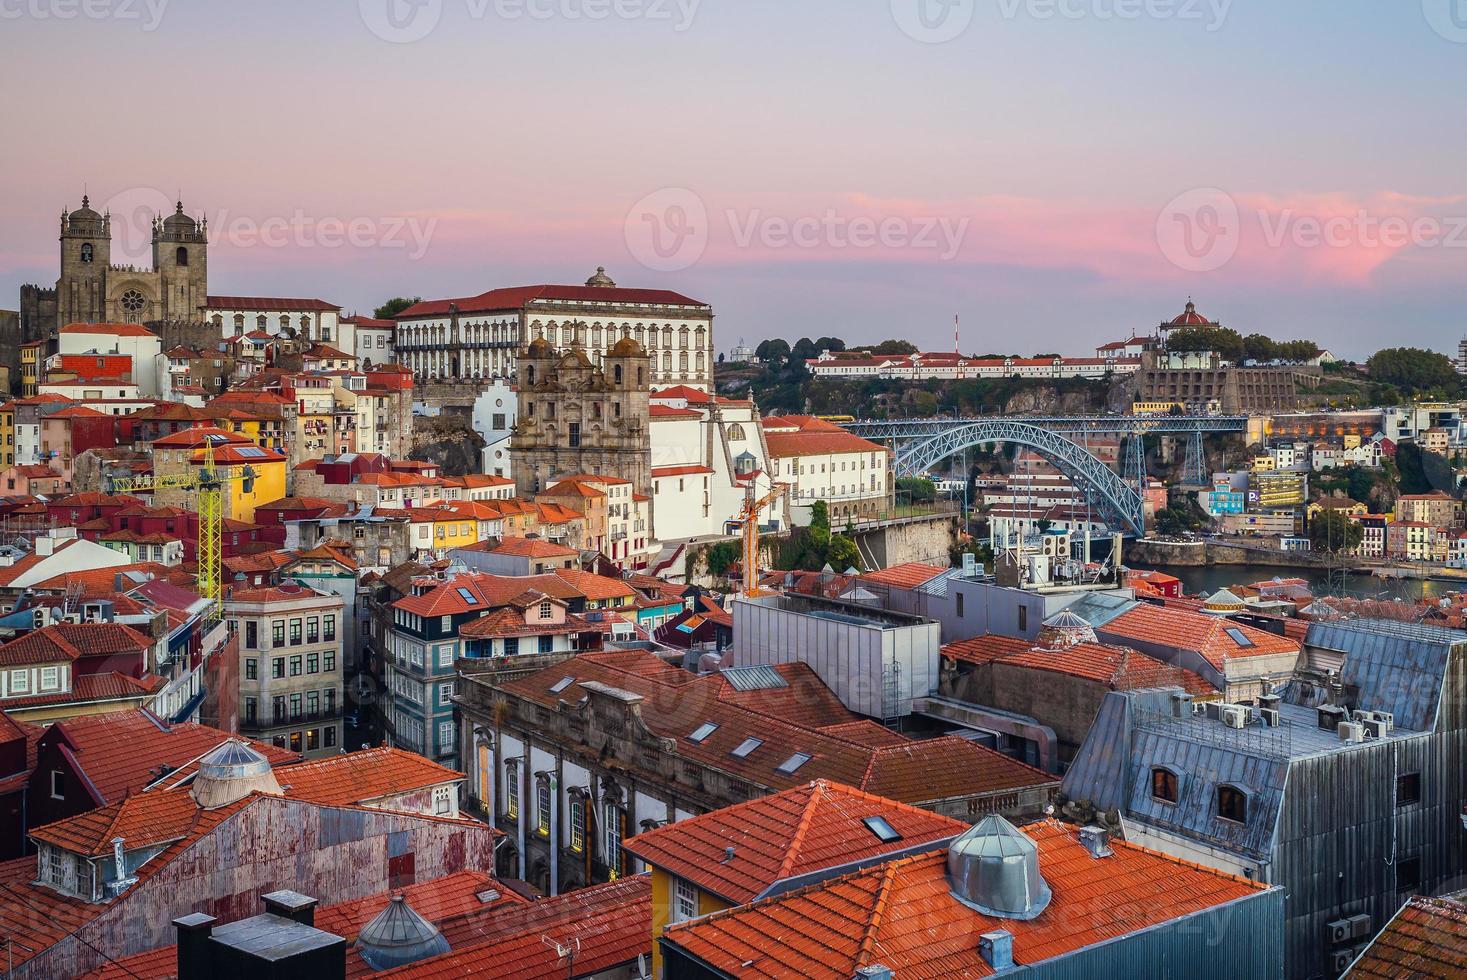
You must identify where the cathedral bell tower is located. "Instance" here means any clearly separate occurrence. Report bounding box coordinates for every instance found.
[57,196,111,326]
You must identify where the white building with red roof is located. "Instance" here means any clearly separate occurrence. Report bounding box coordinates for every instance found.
[761,414,893,523]
[393,266,715,391]
[806,348,1142,381]
[205,295,343,348]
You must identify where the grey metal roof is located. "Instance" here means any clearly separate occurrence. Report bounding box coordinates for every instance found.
[1059,591,1137,628]
[915,569,963,598]
[1305,618,1465,732]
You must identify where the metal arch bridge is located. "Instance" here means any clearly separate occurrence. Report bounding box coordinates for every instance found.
[842,415,1249,536]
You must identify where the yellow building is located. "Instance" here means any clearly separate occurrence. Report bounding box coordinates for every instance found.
[0,401,14,468]
[208,443,287,524]
[1307,498,1368,522]
[625,781,969,977]
[18,341,43,398]
[1130,400,1184,415]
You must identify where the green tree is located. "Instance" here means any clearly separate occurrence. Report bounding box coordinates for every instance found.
[1166,325,1244,363]
[815,336,846,353]
[1242,333,1276,364]
[1036,519,1054,533]
[1367,347,1460,396]
[755,338,791,367]
[1310,509,1363,555]
[791,337,820,364]
[871,339,919,355]
[373,296,421,319]
[826,535,862,572]
[1346,466,1377,504]
[702,540,740,577]
[896,477,936,504]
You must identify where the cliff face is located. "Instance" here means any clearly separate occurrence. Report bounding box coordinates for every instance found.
[410,414,486,477]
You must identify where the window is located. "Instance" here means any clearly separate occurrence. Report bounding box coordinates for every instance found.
[175,245,188,266]
[569,797,585,852]
[568,422,580,448]
[75,858,93,900]
[50,770,65,800]
[1223,627,1255,648]
[862,816,901,843]
[272,620,285,647]
[306,728,319,751]
[306,653,319,674]
[245,659,258,680]
[440,615,451,633]
[289,731,303,753]
[536,780,551,836]
[289,656,302,677]
[673,877,698,923]
[306,617,319,643]
[687,722,718,744]
[776,752,812,775]
[1397,772,1421,806]
[307,691,320,716]
[1396,856,1421,891]
[290,693,302,718]
[245,698,257,723]
[604,804,623,876]
[47,848,63,886]
[271,657,285,679]
[272,695,285,722]
[324,651,335,672]
[1151,768,1179,804]
[504,637,519,657]
[1216,785,1248,824]
[324,616,336,641]
[505,763,519,819]
[1017,606,1028,632]
[539,600,552,619]
[9,670,27,694]
[39,666,59,690]
[438,684,454,706]
[731,737,762,758]
[538,634,553,654]
[324,726,336,748]
[290,619,302,645]
[244,620,258,648]
[80,242,93,263]
[549,676,575,694]
[439,720,454,751]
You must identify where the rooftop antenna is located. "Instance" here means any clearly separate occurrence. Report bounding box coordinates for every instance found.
[541,934,580,979]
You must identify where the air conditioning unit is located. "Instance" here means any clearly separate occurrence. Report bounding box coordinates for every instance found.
[1259,707,1280,728]
[1328,948,1354,974]
[1338,721,1365,744]
[1352,709,1373,723]
[1345,913,1372,940]
[1317,704,1348,731]
[1370,711,1394,733]
[1222,706,1249,729]
[1325,918,1352,945]
[1362,718,1389,740]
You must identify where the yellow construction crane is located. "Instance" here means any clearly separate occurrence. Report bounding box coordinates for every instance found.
[107,439,255,622]
[738,481,788,597]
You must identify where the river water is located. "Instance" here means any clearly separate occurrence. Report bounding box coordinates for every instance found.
[1147,565,1461,602]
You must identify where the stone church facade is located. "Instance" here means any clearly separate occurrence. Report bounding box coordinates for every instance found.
[511,335,652,502]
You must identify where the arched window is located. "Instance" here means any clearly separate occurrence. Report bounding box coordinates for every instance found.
[526,365,536,387]
[279,315,290,332]
[175,246,188,267]
[1216,784,1248,823]
[234,314,245,335]
[662,326,673,348]
[1151,767,1178,804]
[727,423,746,441]
[256,314,267,329]
[80,243,94,263]
[613,364,623,384]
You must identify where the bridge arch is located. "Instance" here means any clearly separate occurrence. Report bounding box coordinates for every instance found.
[890,420,1144,535]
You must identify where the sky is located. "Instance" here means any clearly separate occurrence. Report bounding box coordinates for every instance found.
[2,0,1466,360]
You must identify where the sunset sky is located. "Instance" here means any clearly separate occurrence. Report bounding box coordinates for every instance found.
[3,0,1465,359]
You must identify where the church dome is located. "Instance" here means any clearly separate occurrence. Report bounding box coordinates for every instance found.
[66,196,105,235]
[1169,300,1211,326]
[356,895,450,971]
[162,201,197,234]
[608,336,644,357]
[585,266,617,288]
[526,336,553,356]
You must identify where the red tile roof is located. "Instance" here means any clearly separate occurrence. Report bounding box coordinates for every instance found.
[553,567,636,602]
[763,428,887,458]
[0,622,152,667]
[942,635,1216,695]
[207,295,341,311]
[626,779,965,904]
[652,463,714,477]
[501,651,1055,804]
[492,536,578,559]
[397,283,707,318]
[1345,895,1467,979]
[1098,603,1300,669]
[273,746,461,805]
[649,405,704,419]
[858,562,949,590]
[59,322,160,338]
[663,819,1266,979]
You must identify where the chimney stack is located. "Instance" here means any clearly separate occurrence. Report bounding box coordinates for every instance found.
[173,912,217,980]
[262,889,320,927]
[979,930,1015,971]
[1171,691,1194,718]
[853,967,892,980]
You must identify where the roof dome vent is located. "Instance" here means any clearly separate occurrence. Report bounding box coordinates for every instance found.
[946,814,1052,920]
[356,894,450,971]
[189,739,281,809]
[1202,588,1245,614]
[1036,608,1095,649]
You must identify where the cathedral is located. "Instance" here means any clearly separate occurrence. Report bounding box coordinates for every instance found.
[19,195,210,336]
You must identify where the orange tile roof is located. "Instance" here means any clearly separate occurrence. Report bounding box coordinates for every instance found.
[942,635,1216,695]
[37,710,295,804]
[60,322,159,338]
[501,651,1055,804]
[492,536,578,559]
[29,562,193,596]
[858,562,949,590]
[763,429,887,458]
[663,819,1267,979]
[626,779,965,904]
[0,622,152,667]
[553,567,636,602]
[1345,895,1467,979]
[1098,604,1300,669]
[540,479,606,498]
[273,746,461,805]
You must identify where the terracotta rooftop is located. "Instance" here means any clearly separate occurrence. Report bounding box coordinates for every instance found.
[663,819,1266,979]
[858,562,949,590]
[941,635,1216,695]
[272,746,461,806]
[1097,602,1300,670]
[492,536,579,559]
[1345,895,1467,979]
[498,650,1055,804]
[0,622,152,667]
[626,779,966,905]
